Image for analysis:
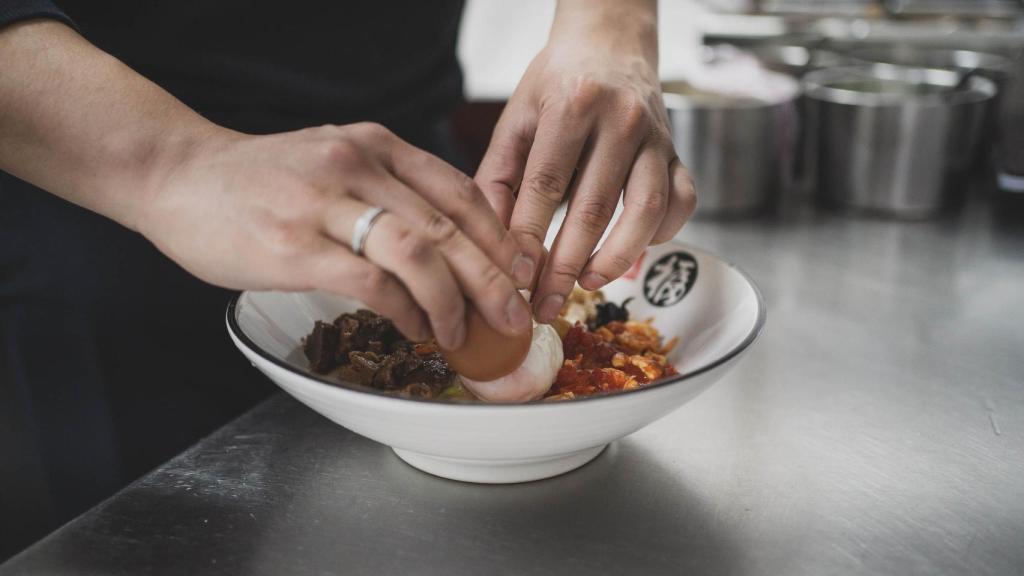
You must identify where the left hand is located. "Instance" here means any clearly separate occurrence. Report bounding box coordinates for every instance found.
[475,0,697,323]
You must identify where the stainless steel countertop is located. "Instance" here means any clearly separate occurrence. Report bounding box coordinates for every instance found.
[3,199,1023,576]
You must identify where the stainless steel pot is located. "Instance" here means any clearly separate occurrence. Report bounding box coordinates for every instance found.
[849,47,1014,83]
[663,79,800,216]
[850,47,1014,168]
[802,66,994,217]
[867,63,997,173]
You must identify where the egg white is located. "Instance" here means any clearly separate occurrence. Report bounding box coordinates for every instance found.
[460,323,564,403]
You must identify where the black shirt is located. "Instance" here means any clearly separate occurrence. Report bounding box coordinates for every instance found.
[0,0,466,133]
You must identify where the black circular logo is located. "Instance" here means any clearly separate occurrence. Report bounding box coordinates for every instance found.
[643,251,698,307]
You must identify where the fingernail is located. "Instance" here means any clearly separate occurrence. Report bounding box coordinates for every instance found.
[536,294,565,324]
[511,253,535,289]
[580,272,609,290]
[505,293,532,334]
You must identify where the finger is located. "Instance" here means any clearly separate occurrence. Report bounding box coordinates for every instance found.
[652,157,697,244]
[475,100,535,226]
[577,144,671,286]
[349,164,535,295]
[301,238,430,342]
[348,168,531,337]
[507,102,591,288]
[579,145,668,290]
[359,215,467,350]
[421,211,533,339]
[356,123,534,290]
[532,130,640,322]
[322,199,467,350]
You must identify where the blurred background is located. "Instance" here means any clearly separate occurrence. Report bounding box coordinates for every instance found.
[455,0,1024,220]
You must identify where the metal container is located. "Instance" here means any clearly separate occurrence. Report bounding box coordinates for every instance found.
[850,47,1014,167]
[802,66,994,217]
[883,0,1023,18]
[744,45,852,195]
[849,48,1015,83]
[663,79,800,216]
[866,63,998,173]
[943,72,997,172]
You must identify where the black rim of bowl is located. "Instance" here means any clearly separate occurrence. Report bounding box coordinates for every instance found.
[226,246,767,408]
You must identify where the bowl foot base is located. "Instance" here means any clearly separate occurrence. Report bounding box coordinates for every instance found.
[392,444,607,484]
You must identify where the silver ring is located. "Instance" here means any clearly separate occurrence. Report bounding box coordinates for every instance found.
[351,206,386,257]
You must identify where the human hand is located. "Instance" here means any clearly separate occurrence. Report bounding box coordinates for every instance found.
[475,0,696,323]
[138,123,533,349]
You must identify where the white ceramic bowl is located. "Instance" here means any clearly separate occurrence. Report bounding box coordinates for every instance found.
[227,240,765,483]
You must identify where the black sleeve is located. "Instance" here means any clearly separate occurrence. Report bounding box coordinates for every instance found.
[0,0,74,29]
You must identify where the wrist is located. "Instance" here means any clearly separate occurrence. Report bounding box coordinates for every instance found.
[111,121,238,234]
[551,0,658,63]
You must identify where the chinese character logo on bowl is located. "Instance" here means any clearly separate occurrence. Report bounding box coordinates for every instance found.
[643,252,698,307]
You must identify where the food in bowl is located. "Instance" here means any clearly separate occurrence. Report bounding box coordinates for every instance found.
[301,288,678,403]
[229,239,765,482]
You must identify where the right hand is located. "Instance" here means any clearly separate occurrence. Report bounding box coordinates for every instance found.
[138,122,534,350]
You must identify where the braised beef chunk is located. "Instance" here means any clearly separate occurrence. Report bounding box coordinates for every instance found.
[336,315,362,355]
[335,309,403,359]
[371,348,423,390]
[303,321,340,374]
[401,354,454,388]
[343,350,382,385]
[304,309,454,396]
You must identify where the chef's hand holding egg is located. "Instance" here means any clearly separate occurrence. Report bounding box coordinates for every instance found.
[440,294,563,403]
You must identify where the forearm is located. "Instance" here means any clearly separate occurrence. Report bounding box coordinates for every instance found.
[0,19,231,231]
